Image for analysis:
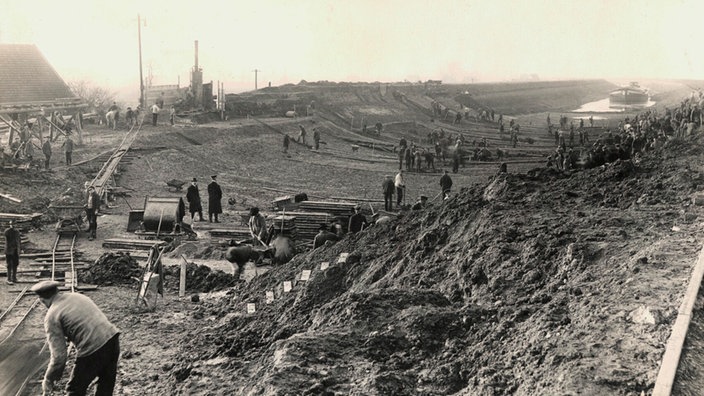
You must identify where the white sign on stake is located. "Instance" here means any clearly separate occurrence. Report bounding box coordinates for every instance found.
[283,281,292,293]
[337,253,349,264]
[300,270,312,281]
[320,261,330,271]
[246,303,256,314]
[266,291,275,304]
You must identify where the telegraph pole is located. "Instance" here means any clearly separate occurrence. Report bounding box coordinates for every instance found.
[138,14,145,108]
[253,69,261,90]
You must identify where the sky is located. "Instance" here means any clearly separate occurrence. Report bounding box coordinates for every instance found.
[1,0,702,103]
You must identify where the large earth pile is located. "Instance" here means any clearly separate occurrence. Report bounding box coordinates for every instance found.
[151,133,704,395]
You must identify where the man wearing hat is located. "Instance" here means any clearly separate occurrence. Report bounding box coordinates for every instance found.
[4,220,20,284]
[31,280,120,395]
[207,175,223,223]
[248,207,268,246]
[313,223,340,249]
[85,186,100,241]
[186,178,204,222]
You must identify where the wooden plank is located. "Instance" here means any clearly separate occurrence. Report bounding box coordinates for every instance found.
[652,243,704,395]
[0,193,21,203]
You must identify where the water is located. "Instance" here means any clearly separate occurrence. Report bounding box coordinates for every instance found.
[573,97,657,113]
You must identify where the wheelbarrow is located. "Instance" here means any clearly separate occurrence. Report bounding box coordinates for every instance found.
[165,179,186,191]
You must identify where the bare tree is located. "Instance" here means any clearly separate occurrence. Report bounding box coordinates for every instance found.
[67,80,116,114]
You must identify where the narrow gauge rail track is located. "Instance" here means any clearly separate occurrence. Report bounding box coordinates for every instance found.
[0,232,78,396]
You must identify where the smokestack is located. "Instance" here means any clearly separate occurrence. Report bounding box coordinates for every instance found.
[194,40,199,70]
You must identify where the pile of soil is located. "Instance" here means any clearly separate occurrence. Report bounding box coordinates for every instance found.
[79,252,142,286]
[164,262,239,293]
[157,133,704,395]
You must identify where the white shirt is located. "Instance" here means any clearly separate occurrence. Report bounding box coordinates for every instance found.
[395,173,404,188]
[151,104,160,114]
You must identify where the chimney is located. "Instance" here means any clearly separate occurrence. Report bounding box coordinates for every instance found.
[194,40,199,70]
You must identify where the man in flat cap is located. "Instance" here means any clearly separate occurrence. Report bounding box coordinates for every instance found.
[4,220,20,284]
[207,175,223,223]
[313,223,339,249]
[32,280,120,395]
[186,178,204,222]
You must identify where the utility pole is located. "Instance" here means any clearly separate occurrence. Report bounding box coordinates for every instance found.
[138,14,145,108]
[253,69,261,90]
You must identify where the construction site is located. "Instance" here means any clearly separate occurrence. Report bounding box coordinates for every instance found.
[3,41,704,395]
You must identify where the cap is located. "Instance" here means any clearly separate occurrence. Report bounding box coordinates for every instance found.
[192,178,197,182]
[211,175,217,179]
[319,223,328,230]
[31,280,60,294]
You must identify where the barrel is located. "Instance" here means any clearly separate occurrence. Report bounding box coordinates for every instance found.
[142,197,181,232]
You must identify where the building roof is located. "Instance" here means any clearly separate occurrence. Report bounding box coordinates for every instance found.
[0,44,81,112]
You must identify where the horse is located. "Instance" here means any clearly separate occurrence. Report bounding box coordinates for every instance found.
[106,110,119,130]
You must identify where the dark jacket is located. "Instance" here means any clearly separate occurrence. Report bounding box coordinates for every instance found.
[313,230,339,249]
[382,178,395,196]
[348,213,369,233]
[207,181,223,214]
[186,184,202,212]
[440,174,453,191]
[42,140,52,156]
[4,227,20,255]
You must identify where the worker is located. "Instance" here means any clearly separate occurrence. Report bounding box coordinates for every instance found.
[207,175,223,223]
[4,220,20,284]
[382,175,394,211]
[169,105,176,126]
[31,280,120,396]
[125,107,135,128]
[150,102,160,126]
[412,195,428,210]
[348,205,369,233]
[313,223,339,249]
[186,178,204,222]
[248,207,268,246]
[283,134,290,153]
[313,127,321,150]
[42,137,52,169]
[395,170,405,208]
[297,124,306,144]
[85,185,100,240]
[62,135,74,166]
[440,170,453,199]
[225,244,260,276]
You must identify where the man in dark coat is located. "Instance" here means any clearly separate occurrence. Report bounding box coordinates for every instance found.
[313,224,340,249]
[4,220,20,284]
[440,170,453,199]
[186,178,204,222]
[207,175,223,223]
[85,186,100,240]
[348,205,369,233]
[382,175,394,211]
[42,137,52,169]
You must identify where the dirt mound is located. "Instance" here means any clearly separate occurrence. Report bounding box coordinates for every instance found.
[156,133,704,395]
[80,252,142,286]
[164,262,239,293]
[167,242,226,260]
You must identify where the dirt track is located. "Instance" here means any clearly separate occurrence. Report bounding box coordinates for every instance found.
[3,79,704,395]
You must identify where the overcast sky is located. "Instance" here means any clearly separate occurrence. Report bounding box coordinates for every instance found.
[1,0,702,103]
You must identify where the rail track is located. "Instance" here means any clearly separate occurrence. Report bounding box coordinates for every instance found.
[0,232,79,395]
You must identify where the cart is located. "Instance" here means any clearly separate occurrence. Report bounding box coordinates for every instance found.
[165,179,186,191]
[50,205,86,235]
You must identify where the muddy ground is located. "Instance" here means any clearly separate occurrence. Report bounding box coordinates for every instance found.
[2,79,704,395]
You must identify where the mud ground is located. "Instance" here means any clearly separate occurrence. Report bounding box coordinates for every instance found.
[2,80,704,395]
